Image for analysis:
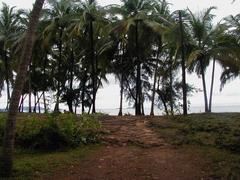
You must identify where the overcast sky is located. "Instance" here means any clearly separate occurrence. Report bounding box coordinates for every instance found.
[0,0,240,112]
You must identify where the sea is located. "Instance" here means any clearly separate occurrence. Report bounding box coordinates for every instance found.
[96,105,240,115]
[1,104,240,115]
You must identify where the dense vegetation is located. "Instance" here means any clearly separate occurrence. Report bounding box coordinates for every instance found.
[0,113,102,149]
[0,0,239,116]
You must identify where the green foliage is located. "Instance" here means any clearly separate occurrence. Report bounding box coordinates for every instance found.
[0,113,6,143]
[0,113,102,150]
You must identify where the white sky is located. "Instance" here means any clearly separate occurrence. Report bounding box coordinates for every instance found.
[0,0,240,112]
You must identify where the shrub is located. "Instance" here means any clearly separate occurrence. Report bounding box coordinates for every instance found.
[0,113,102,150]
[0,113,6,142]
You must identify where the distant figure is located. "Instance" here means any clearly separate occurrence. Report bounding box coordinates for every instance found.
[64,110,71,114]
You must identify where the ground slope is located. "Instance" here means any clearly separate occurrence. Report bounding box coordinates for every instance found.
[48,116,212,180]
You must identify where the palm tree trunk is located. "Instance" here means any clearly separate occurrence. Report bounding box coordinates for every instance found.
[81,72,87,114]
[0,0,45,176]
[135,20,141,116]
[18,95,23,112]
[21,95,25,113]
[33,92,37,113]
[89,17,96,114]
[43,91,47,113]
[157,78,169,116]
[150,43,161,116]
[118,74,124,116]
[43,55,47,113]
[179,11,188,115]
[141,96,145,116]
[68,42,75,113]
[169,61,174,114]
[209,58,216,113]
[4,51,11,110]
[150,64,158,116]
[118,43,125,116]
[54,28,63,113]
[28,68,32,113]
[37,92,41,113]
[200,59,209,112]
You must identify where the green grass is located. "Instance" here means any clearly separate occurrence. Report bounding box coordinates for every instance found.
[0,145,101,179]
[0,113,104,179]
[150,113,240,178]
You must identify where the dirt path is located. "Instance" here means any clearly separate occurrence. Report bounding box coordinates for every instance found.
[48,116,212,180]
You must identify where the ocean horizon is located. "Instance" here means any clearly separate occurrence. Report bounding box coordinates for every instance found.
[95,105,240,115]
[1,104,240,115]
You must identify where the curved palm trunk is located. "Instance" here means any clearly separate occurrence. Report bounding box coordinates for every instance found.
[209,58,216,113]
[200,59,209,113]
[156,79,169,116]
[0,0,45,177]
[158,90,169,116]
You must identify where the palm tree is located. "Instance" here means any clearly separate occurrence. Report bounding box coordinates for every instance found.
[69,0,110,113]
[188,11,233,112]
[178,10,188,115]
[109,0,166,115]
[217,14,240,90]
[0,3,23,110]
[187,7,217,113]
[150,0,172,116]
[0,0,45,176]
[43,0,74,112]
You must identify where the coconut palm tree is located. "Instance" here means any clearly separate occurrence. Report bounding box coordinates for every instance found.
[188,11,236,112]
[0,0,45,177]
[187,7,217,113]
[0,3,23,110]
[217,14,240,90]
[69,0,111,113]
[109,0,166,115]
[43,0,74,112]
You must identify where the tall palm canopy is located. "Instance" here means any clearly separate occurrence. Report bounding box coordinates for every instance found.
[0,0,238,116]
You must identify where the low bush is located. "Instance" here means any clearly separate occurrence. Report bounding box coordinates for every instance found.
[0,113,6,143]
[0,113,102,150]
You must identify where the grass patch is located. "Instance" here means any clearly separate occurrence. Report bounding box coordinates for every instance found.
[150,113,240,178]
[0,144,101,179]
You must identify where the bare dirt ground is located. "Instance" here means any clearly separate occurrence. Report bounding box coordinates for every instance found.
[47,116,213,180]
